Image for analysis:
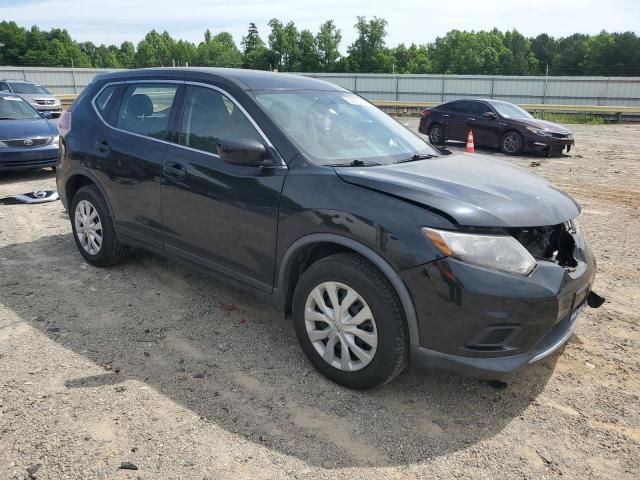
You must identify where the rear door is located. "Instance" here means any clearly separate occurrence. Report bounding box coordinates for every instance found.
[466,101,501,147]
[160,84,287,292]
[443,101,471,141]
[92,82,181,250]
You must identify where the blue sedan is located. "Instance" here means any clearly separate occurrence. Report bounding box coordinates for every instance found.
[0,92,59,171]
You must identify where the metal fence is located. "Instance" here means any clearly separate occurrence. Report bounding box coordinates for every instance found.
[2,66,640,107]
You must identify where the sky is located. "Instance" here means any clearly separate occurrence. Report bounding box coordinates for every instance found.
[1,0,639,51]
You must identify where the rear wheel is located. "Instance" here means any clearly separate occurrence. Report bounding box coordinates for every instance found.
[500,131,524,155]
[428,123,445,145]
[70,185,130,267]
[292,253,409,389]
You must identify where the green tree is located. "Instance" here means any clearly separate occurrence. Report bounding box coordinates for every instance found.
[118,41,136,68]
[500,30,538,75]
[197,31,243,67]
[316,20,341,72]
[346,16,392,73]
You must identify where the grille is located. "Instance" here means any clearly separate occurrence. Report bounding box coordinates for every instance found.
[551,132,572,139]
[4,137,51,148]
[34,99,55,105]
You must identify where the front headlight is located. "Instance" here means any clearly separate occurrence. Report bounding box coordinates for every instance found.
[423,227,536,275]
[526,127,551,137]
[52,135,59,146]
[0,140,7,148]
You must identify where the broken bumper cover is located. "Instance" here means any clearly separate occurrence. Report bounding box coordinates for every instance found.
[402,242,597,379]
[526,137,575,154]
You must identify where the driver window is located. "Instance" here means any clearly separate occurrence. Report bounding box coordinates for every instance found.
[178,86,262,155]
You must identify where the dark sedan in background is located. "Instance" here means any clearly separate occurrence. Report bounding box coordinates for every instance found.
[419,99,574,155]
[0,92,59,171]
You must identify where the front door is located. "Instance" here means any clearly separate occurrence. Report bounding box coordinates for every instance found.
[161,84,287,292]
[466,102,501,147]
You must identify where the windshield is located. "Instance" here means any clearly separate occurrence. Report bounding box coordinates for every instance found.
[254,91,438,165]
[8,82,51,95]
[490,102,533,119]
[0,96,42,120]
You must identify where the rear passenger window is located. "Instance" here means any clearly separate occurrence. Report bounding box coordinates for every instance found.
[116,84,178,140]
[178,86,262,155]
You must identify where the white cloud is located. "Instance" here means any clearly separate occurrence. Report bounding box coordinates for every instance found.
[4,0,640,50]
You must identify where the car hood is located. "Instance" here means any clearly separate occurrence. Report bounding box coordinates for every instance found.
[0,118,57,140]
[509,117,572,133]
[335,153,580,228]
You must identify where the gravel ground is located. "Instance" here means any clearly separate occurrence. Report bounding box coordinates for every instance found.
[0,123,639,479]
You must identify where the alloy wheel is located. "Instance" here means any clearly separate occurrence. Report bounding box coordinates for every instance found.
[429,125,443,144]
[304,281,378,372]
[74,199,103,255]
[502,133,522,154]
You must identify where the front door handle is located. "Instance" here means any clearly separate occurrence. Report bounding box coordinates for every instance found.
[94,139,111,154]
[442,114,450,117]
[467,117,477,121]
[163,161,187,181]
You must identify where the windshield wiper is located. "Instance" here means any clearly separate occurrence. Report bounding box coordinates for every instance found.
[328,159,382,167]
[0,117,18,120]
[395,153,437,164]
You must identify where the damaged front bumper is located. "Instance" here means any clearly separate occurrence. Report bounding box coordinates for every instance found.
[526,137,575,155]
[403,226,602,379]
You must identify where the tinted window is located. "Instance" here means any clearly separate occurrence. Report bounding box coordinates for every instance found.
[95,85,117,113]
[450,101,471,113]
[178,86,262,155]
[470,102,494,116]
[116,84,178,140]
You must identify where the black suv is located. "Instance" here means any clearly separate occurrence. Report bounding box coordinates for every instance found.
[57,69,600,389]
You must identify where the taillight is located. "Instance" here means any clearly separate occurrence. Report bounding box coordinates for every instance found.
[421,109,431,117]
[58,110,71,136]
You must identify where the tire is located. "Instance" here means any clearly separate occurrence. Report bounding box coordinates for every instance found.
[292,253,409,389]
[428,123,445,146]
[70,185,130,267]
[500,131,524,155]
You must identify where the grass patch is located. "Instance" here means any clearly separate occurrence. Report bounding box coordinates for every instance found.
[533,112,605,125]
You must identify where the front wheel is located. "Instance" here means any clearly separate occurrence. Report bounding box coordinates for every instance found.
[500,131,524,155]
[292,253,409,389]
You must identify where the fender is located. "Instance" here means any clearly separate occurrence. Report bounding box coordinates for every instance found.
[276,233,420,347]
[64,167,117,228]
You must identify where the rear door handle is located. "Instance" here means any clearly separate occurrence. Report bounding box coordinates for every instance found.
[94,139,111,154]
[467,117,476,121]
[163,161,187,181]
[442,114,450,117]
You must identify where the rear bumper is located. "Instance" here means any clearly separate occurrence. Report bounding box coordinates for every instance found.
[0,146,59,170]
[402,237,596,378]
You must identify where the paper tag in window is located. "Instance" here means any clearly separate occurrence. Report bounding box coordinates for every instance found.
[4,96,22,101]
[342,95,368,106]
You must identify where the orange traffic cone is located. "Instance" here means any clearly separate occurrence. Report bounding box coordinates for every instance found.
[465,130,475,153]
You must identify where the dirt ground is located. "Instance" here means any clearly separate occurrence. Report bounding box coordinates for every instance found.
[1,123,639,480]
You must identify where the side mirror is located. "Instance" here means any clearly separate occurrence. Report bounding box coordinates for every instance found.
[217,138,272,166]
[483,111,497,120]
